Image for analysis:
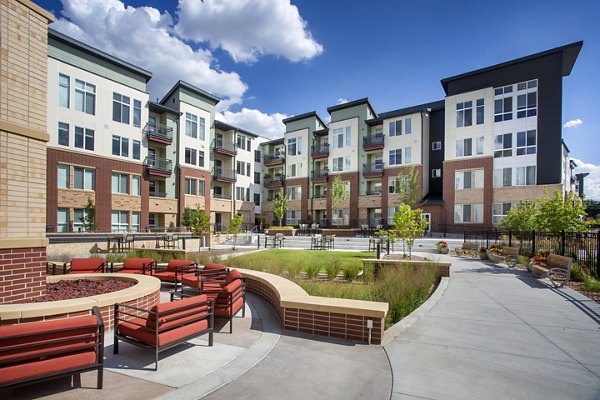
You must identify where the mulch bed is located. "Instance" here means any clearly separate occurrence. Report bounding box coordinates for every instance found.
[567,282,600,305]
[23,279,134,303]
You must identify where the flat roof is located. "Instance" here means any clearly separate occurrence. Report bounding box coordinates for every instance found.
[441,41,583,94]
[366,100,445,126]
[282,111,327,128]
[327,97,377,116]
[148,101,181,115]
[160,80,221,106]
[261,138,284,146]
[215,120,259,138]
[48,28,152,82]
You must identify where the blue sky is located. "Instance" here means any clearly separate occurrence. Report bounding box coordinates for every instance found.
[37,0,600,198]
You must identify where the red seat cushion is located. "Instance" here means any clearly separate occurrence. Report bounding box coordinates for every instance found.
[117,320,209,348]
[167,260,195,272]
[146,295,210,331]
[215,297,244,318]
[152,271,176,282]
[123,258,154,271]
[0,351,97,385]
[70,258,105,273]
[120,269,145,275]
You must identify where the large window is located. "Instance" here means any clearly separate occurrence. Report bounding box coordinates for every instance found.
[286,186,302,200]
[494,133,512,158]
[287,137,302,156]
[456,138,472,157]
[111,211,129,232]
[476,98,484,125]
[516,166,536,186]
[132,175,140,196]
[476,136,484,155]
[185,147,197,165]
[456,101,473,127]
[494,85,513,122]
[198,150,205,168]
[389,149,402,165]
[404,147,412,164]
[493,203,511,224]
[332,127,351,148]
[57,164,69,189]
[199,179,205,196]
[185,178,197,195]
[493,168,512,187]
[112,93,130,124]
[59,74,70,108]
[286,210,301,225]
[455,169,484,190]
[199,117,206,140]
[73,208,88,232]
[516,130,536,155]
[254,193,261,206]
[112,172,130,194]
[74,79,95,115]
[454,204,483,223]
[389,120,402,136]
[405,118,412,134]
[112,135,129,157]
[133,99,141,128]
[185,113,198,138]
[332,156,350,172]
[57,208,69,232]
[332,209,349,226]
[254,150,261,162]
[74,167,95,190]
[74,127,94,151]
[132,140,141,160]
[132,212,140,232]
[517,80,538,118]
[254,172,261,184]
[58,122,69,146]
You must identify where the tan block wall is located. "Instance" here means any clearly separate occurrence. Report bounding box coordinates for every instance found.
[149,197,178,214]
[493,184,562,204]
[210,198,233,213]
[455,188,484,204]
[57,189,94,208]
[358,195,382,209]
[112,193,142,211]
[312,198,326,210]
[184,195,206,210]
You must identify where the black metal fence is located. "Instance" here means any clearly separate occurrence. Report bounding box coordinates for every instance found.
[464,230,600,278]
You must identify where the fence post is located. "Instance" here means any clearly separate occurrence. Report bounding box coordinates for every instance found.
[386,238,390,254]
[376,243,381,260]
[532,230,536,255]
[509,230,512,247]
[257,235,260,249]
[561,230,566,256]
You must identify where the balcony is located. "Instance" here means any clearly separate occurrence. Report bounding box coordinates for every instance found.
[263,153,285,167]
[149,191,167,198]
[212,167,236,183]
[213,193,232,200]
[144,122,173,145]
[365,190,382,196]
[312,192,327,199]
[312,168,329,183]
[363,162,384,178]
[213,139,237,157]
[311,143,329,159]
[363,134,384,151]
[145,156,172,177]
[264,176,285,189]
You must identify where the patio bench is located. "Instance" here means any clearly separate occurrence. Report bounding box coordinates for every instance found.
[151,259,196,283]
[502,246,520,268]
[530,254,573,287]
[0,306,105,390]
[47,257,106,275]
[111,258,155,275]
[114,294,214,371]
[455,242,478,257]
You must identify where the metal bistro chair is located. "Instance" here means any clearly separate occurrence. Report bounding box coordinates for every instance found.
[311,234,324,250]
[163,233,180,249]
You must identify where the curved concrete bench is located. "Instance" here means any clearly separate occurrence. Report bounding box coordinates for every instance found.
[0,274,161,330]
[238,269,388,344]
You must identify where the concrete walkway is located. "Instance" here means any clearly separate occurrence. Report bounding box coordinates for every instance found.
[385,253,600,400]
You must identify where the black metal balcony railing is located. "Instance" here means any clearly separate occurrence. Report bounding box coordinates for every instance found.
[264,176,285,188]
[144,122,173,144]
[312,193,327,199]
[263,153,285,166]
[144,156,173,176]
[365,190,382,196]
[312,168,329,181]
[149,191,167,198]
[213,139,237,156]
[363,162,384,177]
[212,167,236,182]
[311,143,329,158]
[213,193,232,200]
[363,134,385,150]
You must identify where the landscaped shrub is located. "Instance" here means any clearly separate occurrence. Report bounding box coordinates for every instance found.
[343,261,361,282]
[305,262,321,279]
[325,259,341,280]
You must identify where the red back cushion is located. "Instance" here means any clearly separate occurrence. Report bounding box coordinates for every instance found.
[123,258,154,270]
[70,258,105,272]
[203,263,226,271]
[167,259,195,272]
[226,269,243,284]
[146,295,210,331]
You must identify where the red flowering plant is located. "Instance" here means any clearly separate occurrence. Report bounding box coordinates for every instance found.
[533,251,550,264]
[436,241,448,249]
[489,245,502,255]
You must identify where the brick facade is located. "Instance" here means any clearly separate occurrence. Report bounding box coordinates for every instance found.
[0,246,47,303]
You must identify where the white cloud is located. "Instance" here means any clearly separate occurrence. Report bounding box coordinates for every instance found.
[571,158,600,201]
[175,0,323,63]
[337,98,349,104]
[564,119,583,128]
[218,108,287,139]
[51,0,247,106]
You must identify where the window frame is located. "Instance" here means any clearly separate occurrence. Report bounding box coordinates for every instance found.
[59,73,70,108]
[112,92,130,124]
[74,79,96,115]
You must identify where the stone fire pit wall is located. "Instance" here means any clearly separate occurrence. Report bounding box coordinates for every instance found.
[240,269,388,344]
[0,274,161,331]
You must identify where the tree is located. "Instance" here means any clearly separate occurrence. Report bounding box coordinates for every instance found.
[189,206,211,250]
[272,188,287,226]
[395,165,420,207]
[181,207,194,229]
[331,175,348,227]
[501,200,537,233]
[535,190,587,233]
[80,198,96,231]
[227,213,244,250]
[392,204,428,258]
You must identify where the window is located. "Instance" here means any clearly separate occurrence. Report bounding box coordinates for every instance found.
[74,127,94,151]
[254,150,261,162]
[516,166,536,186]
[236,135,244,149]
[456,101,473,127]
[495,85,513,96]
[246,163,251,177]
[476,98,484,124]
[74,79,95,115]
[432,141,442,151]
[474,169,484,188]
[494,133,512,158]
[332,156,350,172]
[58,122,69,146]
[286,210,301,225]
[389,149,402,165]
[185,147,197,165]
[112,93,130,124]
[387,207,397,225]
[286,186,302,200]
[236,160,245,175]
[332,209,349,226]
[131,212,140,232]
[454,204,482,223]
[246,137,251,151]
[493,203,512,224]
[516,130,536,155]
[133,99,141,128]
[73,208,88,232]
[185,178,197,195]
[456,138,472,157]
[111,211,129,232]
[112,172,130,194]
[74,167,95,190]
[235,187,245,201]
[389,120,402,137]
[517,80,538,118]
[199,151,205,168]
[57,208,69,232]
[455,170,483,190]
[132,140,140,160]
[287,137,302,156]
[254,193,261,206]
[59,74,69,108]
[199,179,205,196]
[404,147,412,164]
[254,172,261,184]
[432,169,441,178]
[132,176,140,196]
[494,86,513,122]
[494,168,512,187]
[112,135,129,157]
[333,128,343,148]
[476,136,484,155]
[57,164,69,189]
[185,113,198,138]
[405,118,412,134]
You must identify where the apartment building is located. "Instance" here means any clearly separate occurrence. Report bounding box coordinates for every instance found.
[262,41,582,232]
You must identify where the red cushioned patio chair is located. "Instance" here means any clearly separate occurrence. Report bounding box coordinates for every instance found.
[151,259,196,283]
[111,258,155,275]
[47,257,106,275]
